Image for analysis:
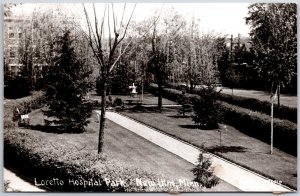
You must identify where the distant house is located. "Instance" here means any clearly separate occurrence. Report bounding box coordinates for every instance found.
[223,35,257,88]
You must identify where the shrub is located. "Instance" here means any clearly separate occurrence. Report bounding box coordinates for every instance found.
[148,83,297,155]
[5,76,31,99]
[217,93,297,123]
[113,98,124,107]
[113,98,125,112]
[191,151,219,188]
[107,96,113,107]
[4,128,202,192]
[192,86,222,129]
[177,90,192,116]
[4,91,45,129]
[219,102,297,156]
[164,83,297,123]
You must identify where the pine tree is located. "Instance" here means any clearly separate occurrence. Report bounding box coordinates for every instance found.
[191,151,219,188]
[192,85,221,129]
[43,30,93,132]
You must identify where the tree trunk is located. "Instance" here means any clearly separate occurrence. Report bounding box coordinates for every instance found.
[277,83,281,118]
[158,79,162,109]
[98,80,107,154]
[190,79,194,93]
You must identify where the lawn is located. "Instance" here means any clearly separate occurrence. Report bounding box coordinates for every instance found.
[89,91,177,106]
[121,107,297,189]
[28,109,238,192]
[220,87,297,108]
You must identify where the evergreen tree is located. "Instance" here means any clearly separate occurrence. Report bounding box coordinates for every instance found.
[192,85,222,129]
[191,151,219,188]
[43,30,93,132]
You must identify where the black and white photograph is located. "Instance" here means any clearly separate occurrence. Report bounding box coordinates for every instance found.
[2,2,297,192]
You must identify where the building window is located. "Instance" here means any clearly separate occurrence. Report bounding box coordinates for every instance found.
[9,58,15,64]
[9,47,16,58]
[9,32,15,38]
[10,51,16,58]
[18,32,22,38]
[9,26,13,30]
[33,21,38,28]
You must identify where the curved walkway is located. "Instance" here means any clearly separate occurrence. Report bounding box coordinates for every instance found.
[96,111,295,192]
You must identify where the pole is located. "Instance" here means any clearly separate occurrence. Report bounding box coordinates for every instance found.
[219,130,222,147]
[141,79,144,103]
[271,102,274,154]
[270,89,277,155]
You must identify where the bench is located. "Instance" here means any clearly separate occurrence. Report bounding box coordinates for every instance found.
[19,114,30,126]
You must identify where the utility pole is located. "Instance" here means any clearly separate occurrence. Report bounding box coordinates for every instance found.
[230,34,233,62]
[270,89,277,155]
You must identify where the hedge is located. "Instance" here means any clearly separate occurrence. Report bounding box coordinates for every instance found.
[4,128,202,192]
[217,93,297,123]
[219,102,297,156]
[3,92,203,192]
[148,84,297,156]
[165,83,297,123]
[4,91,45,129]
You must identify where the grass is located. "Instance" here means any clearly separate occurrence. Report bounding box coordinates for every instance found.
[121,107,297,189]
[28,109,238,192]
[220,87,297,108]
[89,92,177,106]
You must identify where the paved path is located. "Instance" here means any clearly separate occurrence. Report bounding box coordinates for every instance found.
[3,168,45,192]
[96,111,294,192]
[141,104,181,107]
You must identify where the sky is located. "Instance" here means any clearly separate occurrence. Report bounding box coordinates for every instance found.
[10,3,251,37]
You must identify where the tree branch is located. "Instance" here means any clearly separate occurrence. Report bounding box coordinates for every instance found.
[116,3,136,45]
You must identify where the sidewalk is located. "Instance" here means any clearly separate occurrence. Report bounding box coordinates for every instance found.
[3,168,45,192]
[96,111,295,192]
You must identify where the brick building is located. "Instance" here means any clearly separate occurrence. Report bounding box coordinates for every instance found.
[3,17,28,79]
[3,13,79,83]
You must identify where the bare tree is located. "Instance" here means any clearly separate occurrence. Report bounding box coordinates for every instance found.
[147,7,186,108]
[82,3,136,153]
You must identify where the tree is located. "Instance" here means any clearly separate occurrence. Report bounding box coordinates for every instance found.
[83,3,136,153]
[192,85,222,129]
[4,3,19,17]
[147,49,168,108]
[246,3,297,109]
[43,30,93,132]
[5,5,85,94]
[177,90,192,116]
[191,151,219,188]
[147,8,186,108]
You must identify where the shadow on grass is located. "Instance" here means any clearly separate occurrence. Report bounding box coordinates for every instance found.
[168,115,191,118]
[179,124,218,130]
[124,106,164,113]
[206,146,247,154]
[28,124,84,134]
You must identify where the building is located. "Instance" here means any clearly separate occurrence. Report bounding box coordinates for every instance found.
[3,17,27,79]
[223,34,257,88]
[3,13,80,83]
